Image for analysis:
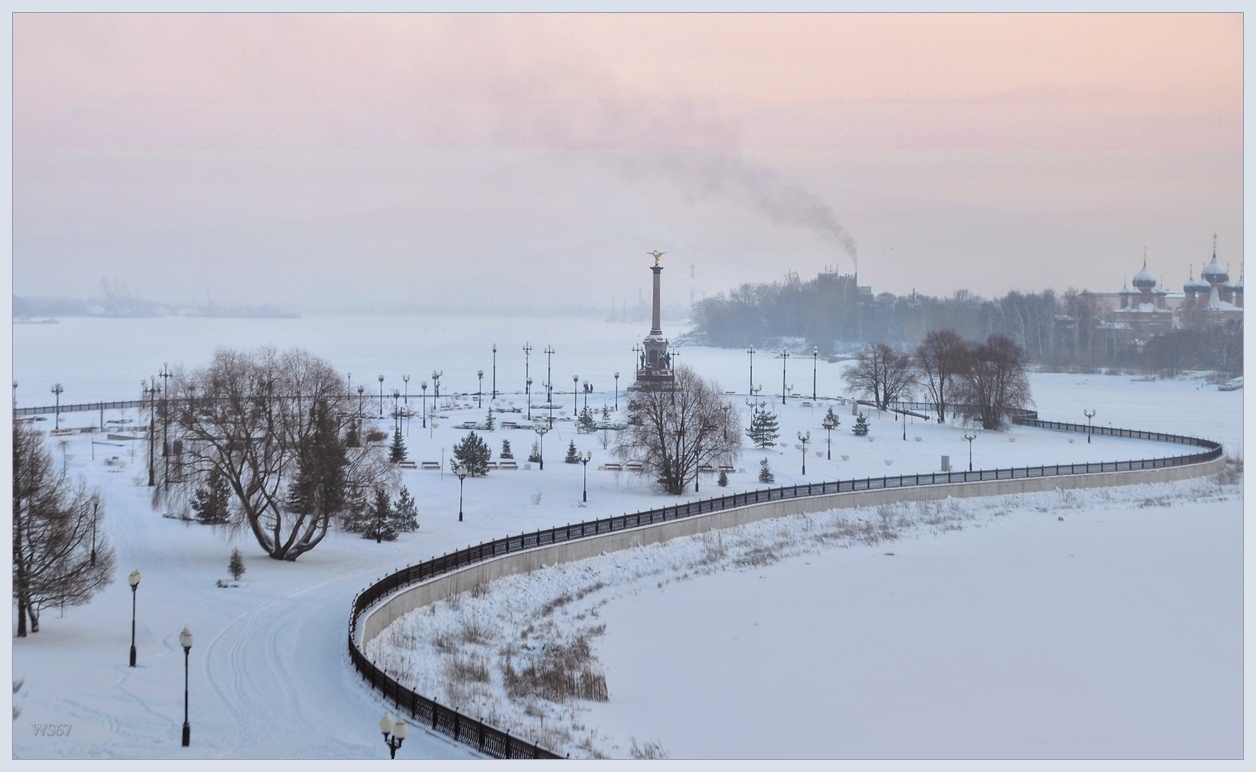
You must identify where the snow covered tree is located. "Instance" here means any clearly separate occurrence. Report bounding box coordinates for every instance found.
[527,441,542,464]
[758,457,775,484]
[165,347,392,561]
[746,409,780,448]
[339,485,372,534]
[853,413,870,436]
[955,334,1033,430]
[484,407,495,431]
[389,427,407,463]
[914,329,967,423]
[12,423,115,636]
[822,406,841,431]
[614,365,741,496]
[717,469,729,487]
[190,467,231,525]
[390,486,419,532]
[361,487,397,542]
[500,439,513,459]
[228,548,246,581]
[451,431,491,477]
[565,440,581,464]
[842,342,917,410]
[576,407,597,434]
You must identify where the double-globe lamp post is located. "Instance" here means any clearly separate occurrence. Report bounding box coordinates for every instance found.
[822,413,838,460]
[180,627,193,747]
[128,568,141,667]
[964,432,977,472]
[533,424,549,470]
[51,383,64,431]
[455,465,468,522]
[380,712,408,759]
[798,431,810,475]
[580,451,592,502]
[1084,409,1096,444]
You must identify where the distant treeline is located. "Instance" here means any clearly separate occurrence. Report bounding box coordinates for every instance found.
[689,273,1242,375]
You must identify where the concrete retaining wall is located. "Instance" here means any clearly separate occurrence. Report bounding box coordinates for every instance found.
[361,455,1224,645]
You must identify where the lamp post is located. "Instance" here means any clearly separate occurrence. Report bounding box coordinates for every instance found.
[392,391,401,437]
[128,569,141,667]
[455,465,468,522]
[964,432,977,472]
[533,424,549,470]
[491,344,497,400]
[432,370,443,410]
[477,370,484,409]
[1084,409,1096,444]
[632,344,642,374]
[526,377,533,421]
[747,345,755,394]
[580,451,592,502]
[378,375,385,419]
[812,347,818,400]
[374,484,386,541]
[572,375,579,414]
[402,375,410,434]
[822,413,837,460]
[523,342,532,398]
[90,494,100,566]
[780,349,790,404]
[51,383,64,431]
[798,431,810,475]
[380,712,408,760]
[180,627,193,746]
[582,381,591,412]
[357,385,365,420]
[420,382,428,428]
[347,372,352,399]
[143,380,158,487]
[160,363,173,487]
[614,372,620,410]
[543,346,555,404]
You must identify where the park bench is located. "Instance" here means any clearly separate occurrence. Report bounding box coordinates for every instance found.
[396,461,417,469]
[498,461,518,470]
[421,461,440,470]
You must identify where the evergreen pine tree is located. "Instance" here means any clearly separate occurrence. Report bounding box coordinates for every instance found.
[363,487,397,542]
[339,485,371,533]
[228,547,246,581]
[717,469,729,487]
[484,407,495,431]
[853,413,870,436]
[192,467,232,525]
[758,457,775,484]
[564,440,581,463]
[823,405,842,430]
[500,439,513,459]
[746,410,780,448]
[577,407,597,434]
[527,441,542,464]
[451,431,491,476]
[389,426,407,463]
[286,400,349,524]
[390,486,419,532]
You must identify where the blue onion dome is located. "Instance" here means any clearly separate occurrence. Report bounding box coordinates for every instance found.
[1184,267,1210,294]
[1132,261,1156,289]
[1235,274,1244,293]
[1120,282,1137,296]
[1202,242,1228,284]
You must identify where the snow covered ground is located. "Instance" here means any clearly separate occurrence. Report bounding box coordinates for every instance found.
[8,313,1246,762]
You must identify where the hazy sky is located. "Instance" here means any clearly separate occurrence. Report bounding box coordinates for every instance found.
[12,12,1243,311]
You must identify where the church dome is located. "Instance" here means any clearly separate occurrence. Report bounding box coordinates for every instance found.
[1132,262,1156,289]
[1202,240,1228,284]
[1184,268,1210,294]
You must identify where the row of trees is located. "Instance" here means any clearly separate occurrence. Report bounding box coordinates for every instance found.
[843,331,1032,429]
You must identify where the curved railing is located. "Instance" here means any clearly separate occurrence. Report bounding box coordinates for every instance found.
[348,417,1223,758]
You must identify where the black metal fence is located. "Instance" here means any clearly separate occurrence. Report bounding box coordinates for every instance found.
[15,399,146,416]
[348,417,1223,759]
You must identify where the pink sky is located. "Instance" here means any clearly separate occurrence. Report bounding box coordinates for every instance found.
[12,13,1243,309]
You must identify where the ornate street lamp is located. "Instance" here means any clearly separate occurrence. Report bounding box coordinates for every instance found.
[812,346,818,400]
[798,431,811,475]
[90,494,100,566]
[128,569,142,667]
[822,412,838,460]
[51,383,64,431]
[420,381,428,428]
[582,381,591,412]
[543,346,555,404]
[747,345,755,394]
[491,343,497,399]
[378,374,385,419]
[533,424,549,470]
[347,372,352,399]
[526,377,533,421]
[357,385,365,420]
[780,349,790,404]
[964,432,977,472]
[477,370,484,409]
[180,627,193,747]
[614,372,620,410]
[380,712,408,759]
[1084,409,1096,444]
[572,374,579,414]
[523,342,532,398]
[580,451,592,503]
[455,465,469,522]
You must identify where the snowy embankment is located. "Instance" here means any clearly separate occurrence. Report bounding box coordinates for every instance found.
[366,468,1242,759]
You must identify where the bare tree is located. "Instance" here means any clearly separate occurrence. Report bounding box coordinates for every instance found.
[955,335,1033,429]
[841,342,917,410]
[13,423,115,636]
[164,347,392,561]
[914,329,968,423]
[615,365,741,496]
